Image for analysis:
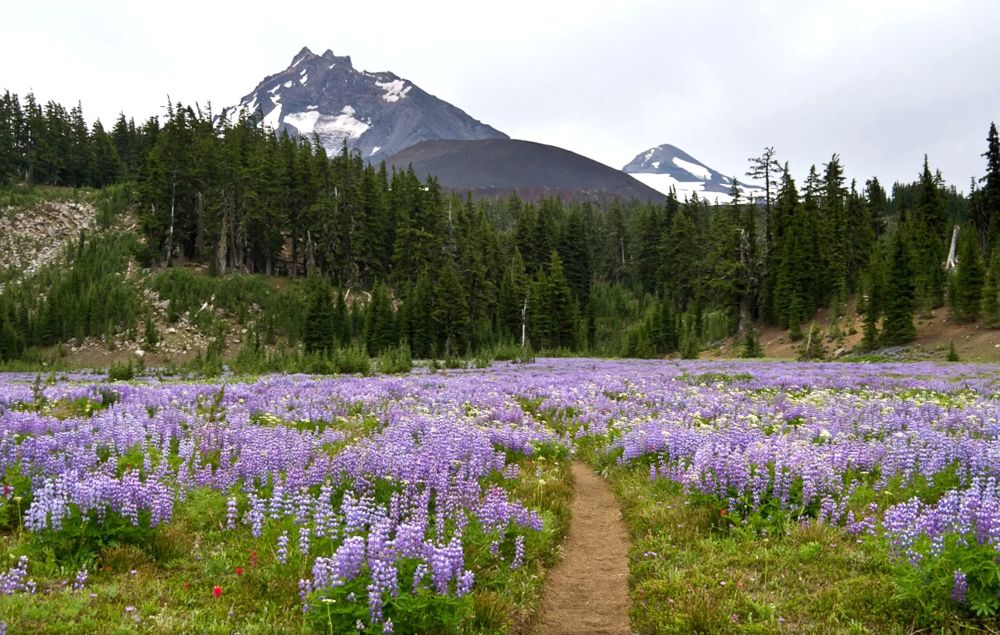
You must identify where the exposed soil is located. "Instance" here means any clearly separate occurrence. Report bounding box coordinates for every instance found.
[705,298,1000,363]
[535,462,631,635]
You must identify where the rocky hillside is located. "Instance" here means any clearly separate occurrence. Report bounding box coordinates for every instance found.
[0,195,96,284]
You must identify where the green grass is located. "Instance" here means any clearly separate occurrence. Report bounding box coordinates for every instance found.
[598,463,988,635]
[0,184,93,211]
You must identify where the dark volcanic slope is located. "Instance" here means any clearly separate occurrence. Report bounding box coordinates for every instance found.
[221,47,507,163]
[386,139,666,203]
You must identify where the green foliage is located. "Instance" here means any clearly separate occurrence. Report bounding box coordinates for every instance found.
[302,274,334,354]
[307,578,473,635]
[893,535,1000,621]
[882,233,917,345]
[798,323,827,360]
[106,360,135,381]
[376,343,413,374]
[1,91,989,364]
[365,281,397,356]
[947,340,960,362]
[951,229,984,323]
[0,230,143,361]
[29,509,157,566]
[94,182,130,228]
[740,328,764,358]
[333,343,373,375]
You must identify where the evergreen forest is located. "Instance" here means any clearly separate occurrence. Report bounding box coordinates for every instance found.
[2,90,1000,368]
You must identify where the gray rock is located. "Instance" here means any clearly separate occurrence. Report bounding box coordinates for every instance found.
[220,47,507,163]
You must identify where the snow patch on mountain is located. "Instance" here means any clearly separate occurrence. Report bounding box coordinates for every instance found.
[284,111,321,135]
[263,104,282,130]
[673,156,712,181]
[376,79,411,103]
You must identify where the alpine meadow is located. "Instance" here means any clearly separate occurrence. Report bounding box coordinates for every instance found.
[3,3,1000,634]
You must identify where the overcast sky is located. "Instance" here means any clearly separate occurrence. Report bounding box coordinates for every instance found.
[4,0,999,191]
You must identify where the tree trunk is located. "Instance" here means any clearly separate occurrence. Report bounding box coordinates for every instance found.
[194,191,205,261]
[521,296,528,347]
[165,176,176,266]
[216,206,228,275]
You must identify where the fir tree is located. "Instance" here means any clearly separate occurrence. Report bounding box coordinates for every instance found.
[545,251,577,350]
[982,248,1000,328]
[882,233,917,345]
[365,281,396,356]
[302,275,334,355]
[974,123,1000,255]
[951,228,984,323]
[431,260,469,357]
[740,327,764,358]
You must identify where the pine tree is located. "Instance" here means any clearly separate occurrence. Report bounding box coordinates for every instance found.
[946,340,960,362]
[882,233,917,345]
[860,252,884,351]
[740,327,764,358]
[975,123,1000,255]
[404,271,435,358]
[545,251,578,350]
[746,147,781,249]
[365,281,396,356]
[302,275,335,354]
[982,248,1000,328]
[432,260,469,357]
[329,288,348,347]
[660,206,698,311]
[952,228,984,323]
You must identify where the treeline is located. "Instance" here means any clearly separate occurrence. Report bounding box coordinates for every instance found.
[2,89,1000,362]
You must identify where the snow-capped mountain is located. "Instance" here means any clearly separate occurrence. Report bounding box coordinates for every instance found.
[622,144,763,203]
[221,47,507,163]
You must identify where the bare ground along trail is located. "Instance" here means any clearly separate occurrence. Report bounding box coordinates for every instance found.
[535,462,631,635]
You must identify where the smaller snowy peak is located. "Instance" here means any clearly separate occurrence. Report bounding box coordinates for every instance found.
[623,143,764,203]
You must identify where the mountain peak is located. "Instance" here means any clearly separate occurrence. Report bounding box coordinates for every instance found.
[222,47,506,162]
[290,47,315,67]
[623,143,762,203]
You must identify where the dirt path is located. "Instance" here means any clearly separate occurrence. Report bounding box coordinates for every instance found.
[535,462,631,635]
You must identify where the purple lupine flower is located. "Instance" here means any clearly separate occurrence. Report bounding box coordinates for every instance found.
[72,568,88,592]
[225,496,238,530]
[511,535,525,570]
[276,531,289,564]
[952,570,968,603]
[299,526,311,556]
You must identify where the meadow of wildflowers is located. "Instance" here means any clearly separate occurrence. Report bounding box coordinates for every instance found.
[0,358,998,632]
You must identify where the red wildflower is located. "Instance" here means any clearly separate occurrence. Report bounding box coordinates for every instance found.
[235,566,244,576]
[182,581,190,589]
[720,509,728,517]
[248,551,258,567]
[212,585,222,598]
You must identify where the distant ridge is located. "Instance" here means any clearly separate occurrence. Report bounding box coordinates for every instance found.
[386,139,667,203]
